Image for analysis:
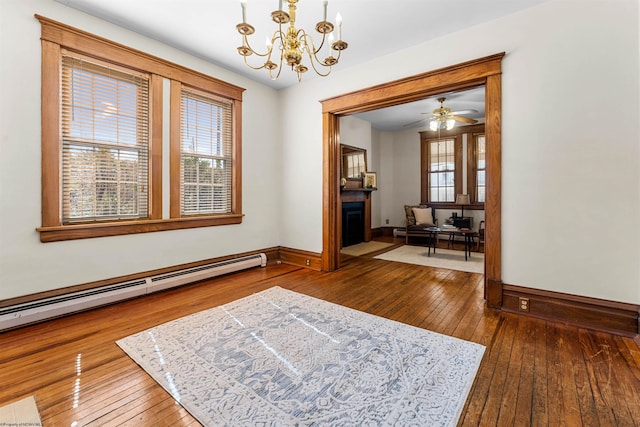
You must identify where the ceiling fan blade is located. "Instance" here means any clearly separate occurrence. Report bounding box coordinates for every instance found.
[450,109,478,115]
[403,118,428,127]
[452,115,478,124]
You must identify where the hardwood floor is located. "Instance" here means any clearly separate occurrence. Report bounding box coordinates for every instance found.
[1,253,638,426]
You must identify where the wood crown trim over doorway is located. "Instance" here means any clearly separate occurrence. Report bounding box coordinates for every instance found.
[321,53,504,307]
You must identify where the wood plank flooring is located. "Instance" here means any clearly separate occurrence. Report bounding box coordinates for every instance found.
[1,249,638,426]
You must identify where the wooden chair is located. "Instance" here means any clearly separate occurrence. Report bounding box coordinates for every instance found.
[404,204,438,245]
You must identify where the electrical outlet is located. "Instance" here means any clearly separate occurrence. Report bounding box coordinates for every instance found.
[305,259,310,266]
[518,297,530,312]
[385,219,389,224]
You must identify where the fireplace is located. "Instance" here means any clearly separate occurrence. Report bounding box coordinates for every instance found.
[342,202,365,247]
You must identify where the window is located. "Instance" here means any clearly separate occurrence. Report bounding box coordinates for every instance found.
[38,16,244,242]
[466,132,486,205]
[61,54,150,223]
[421,135,462,205]
[180,89,233,216]
[474,134,486,203]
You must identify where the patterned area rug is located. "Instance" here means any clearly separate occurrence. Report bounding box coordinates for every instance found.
[374,246,484,274]
[0,396,42,426]
[117,287,485,426]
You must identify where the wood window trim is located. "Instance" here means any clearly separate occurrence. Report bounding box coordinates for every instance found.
[420,124,486,208]
[420,135,463,208]
[169,81,242,219]
[36,15,244,243]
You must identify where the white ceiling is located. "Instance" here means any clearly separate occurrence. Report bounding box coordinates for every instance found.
[355,86,486,132]
[54,0,548,130]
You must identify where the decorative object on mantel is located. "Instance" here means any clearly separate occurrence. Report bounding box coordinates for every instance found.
[340,177,347,187]
[236,0,348,82]
[117,286,485,426]
[362,171,377,189]
[456,193,470,217]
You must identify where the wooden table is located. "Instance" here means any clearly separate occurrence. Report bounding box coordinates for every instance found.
[436,227,479,261]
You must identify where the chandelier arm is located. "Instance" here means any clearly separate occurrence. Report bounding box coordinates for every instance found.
[303,47,333,77]
[241,29,287,73]
[299,29,327,56]
[306,59,333,77]
[299,32,330,67]
[269,43,286,80]
[242,55,273,71]
[241,34,271,58]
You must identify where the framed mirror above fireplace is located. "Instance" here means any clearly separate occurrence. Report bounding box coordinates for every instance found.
[341,144,367,189]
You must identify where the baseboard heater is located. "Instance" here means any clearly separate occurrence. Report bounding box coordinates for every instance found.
[0,253,267,331]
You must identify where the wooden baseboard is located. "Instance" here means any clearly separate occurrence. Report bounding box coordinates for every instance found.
[371,227,395,238]
[502,284,639,337]
[278,247,322,271]
[486,277,502,309]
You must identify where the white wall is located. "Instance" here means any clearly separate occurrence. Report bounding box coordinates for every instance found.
[279,0,640,304]
[0,0,281,300]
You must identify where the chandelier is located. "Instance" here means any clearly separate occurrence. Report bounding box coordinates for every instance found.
[236,0,348,82]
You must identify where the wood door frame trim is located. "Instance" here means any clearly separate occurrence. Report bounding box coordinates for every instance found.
[321,53,504,307]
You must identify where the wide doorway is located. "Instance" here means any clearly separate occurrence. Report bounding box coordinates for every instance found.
[320,53,504,307]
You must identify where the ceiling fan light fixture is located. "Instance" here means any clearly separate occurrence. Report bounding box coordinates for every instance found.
[446,118,456,130]
[429,117,455,131]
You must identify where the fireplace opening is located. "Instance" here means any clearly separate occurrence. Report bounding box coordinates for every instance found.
[342,202,364,247]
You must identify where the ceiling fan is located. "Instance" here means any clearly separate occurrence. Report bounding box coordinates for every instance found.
[404,97,478,130]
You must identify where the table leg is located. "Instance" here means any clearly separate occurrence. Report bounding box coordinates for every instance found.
[428,232,436,256]
[465,234,471,261]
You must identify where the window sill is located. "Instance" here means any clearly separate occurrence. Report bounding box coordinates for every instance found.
[37,214,243,243]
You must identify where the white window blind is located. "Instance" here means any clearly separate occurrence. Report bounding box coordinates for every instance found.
[180,88,233,216]
[61,54,149,223]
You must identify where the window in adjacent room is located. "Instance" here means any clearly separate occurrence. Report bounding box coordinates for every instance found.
[474,134,486,203]
[466,132,486,205]
[421,136,462,205]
